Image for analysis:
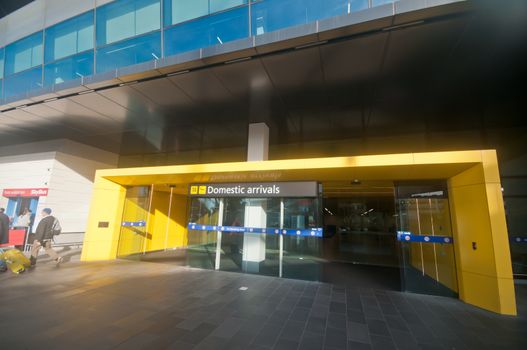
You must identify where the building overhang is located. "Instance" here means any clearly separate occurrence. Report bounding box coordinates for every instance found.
[98,150,488,192]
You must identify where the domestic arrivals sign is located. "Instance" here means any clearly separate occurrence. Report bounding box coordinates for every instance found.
[189,182,319,198]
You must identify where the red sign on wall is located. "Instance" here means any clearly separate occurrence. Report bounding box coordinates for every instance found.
[2,188,48,197]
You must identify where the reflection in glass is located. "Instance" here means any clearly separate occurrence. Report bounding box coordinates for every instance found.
[3,66,42,99]
[396,182,458,297]
[164,7,249,56]
[251,0,349,36]
[44,51,93,86]
[117,186,151,257]
[187,198,219,269]
[96,0,161,46]
[96,31,161,73]
[164,0,247,26]
[44,11,94,63]
[4,32,43,75]
[0,47,4,79]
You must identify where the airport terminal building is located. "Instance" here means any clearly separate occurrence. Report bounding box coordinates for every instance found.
[0,0,526,316]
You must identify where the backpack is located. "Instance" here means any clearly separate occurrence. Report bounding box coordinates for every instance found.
[52,218,62,236]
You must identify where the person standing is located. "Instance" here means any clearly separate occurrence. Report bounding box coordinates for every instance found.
[16,208,31,229]
[30,208,63,266]
[0,208,9,245]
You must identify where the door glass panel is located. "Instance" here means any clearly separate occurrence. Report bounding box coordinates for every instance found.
[117,186,150,257]
[282,198,322,281]
[187,198,219,269]
[396,182,458,297]
[219,198,281,276]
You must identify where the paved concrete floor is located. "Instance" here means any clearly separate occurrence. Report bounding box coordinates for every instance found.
[0,252,525,350]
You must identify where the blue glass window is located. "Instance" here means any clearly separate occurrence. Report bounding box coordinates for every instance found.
[3,66,42,99]
[164,6,249,56]
[251,0,350,35]
[4,32,43,75]
[44,51,93,86]
[0,47,4,79]
[44,11,94,63]
[96,31,161,73]
[97,0,161,46]
[164,0,247,26]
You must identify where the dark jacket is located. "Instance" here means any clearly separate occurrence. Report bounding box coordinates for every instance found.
[35,215,55,242]
[0,212,9,244]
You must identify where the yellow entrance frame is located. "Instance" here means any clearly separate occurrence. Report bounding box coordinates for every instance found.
[81,149,516,315]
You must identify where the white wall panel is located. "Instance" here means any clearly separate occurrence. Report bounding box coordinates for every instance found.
[0,1,45,47]
[44,0,96,29]
[0,0,118,48]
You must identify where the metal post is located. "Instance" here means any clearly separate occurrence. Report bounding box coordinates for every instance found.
[279,199,284,278]
[215,199,224,270]
[415,199,425,275]
[430,198,440,281]
[142,184,154,254]
[164,186,174,251]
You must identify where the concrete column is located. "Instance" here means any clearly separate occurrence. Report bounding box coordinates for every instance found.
[247,123,269,162]
[243,123,269,272]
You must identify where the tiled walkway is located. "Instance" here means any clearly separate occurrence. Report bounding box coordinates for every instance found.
[0,254,525,350]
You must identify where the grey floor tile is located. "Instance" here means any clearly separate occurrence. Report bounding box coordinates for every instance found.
[348,340,372,350]
[324,327,348,349]
[367,319,391,337]
[347,321,370,343]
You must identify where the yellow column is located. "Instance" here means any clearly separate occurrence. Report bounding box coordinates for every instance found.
[81,175,126,261]
[448,150,516,315]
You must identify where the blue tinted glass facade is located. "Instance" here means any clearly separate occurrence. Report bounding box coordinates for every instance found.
[45,11,94,63]
[164,6,249,56]
[44,51,93,87]
[164,0,247,26]
[4,32,43,76]
[96,31,161,73]
[97,0,161,46]
[0,47,4,79]
[0,0,385,98]
[3,66,42,99]
[251,0,350,35]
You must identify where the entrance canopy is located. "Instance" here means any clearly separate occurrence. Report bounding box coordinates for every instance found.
[100,150,481,190]
[82,149,515,315]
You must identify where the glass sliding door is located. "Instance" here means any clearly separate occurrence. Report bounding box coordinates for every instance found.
[187,195,322,279]
[396,182,458,297]
[187,198,220,269]
[282,198,322,281]
[117,186,151,257]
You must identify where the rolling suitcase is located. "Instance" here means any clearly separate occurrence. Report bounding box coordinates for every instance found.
[0,248,31,274]
[0,249,7,273]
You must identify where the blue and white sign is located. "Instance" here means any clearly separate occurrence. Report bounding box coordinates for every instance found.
[397,231,453,244]
[188,223,323,238]
[122,221,146,227]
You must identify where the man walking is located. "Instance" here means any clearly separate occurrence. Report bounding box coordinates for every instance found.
[30,208,63,266]
[0,208,9,245]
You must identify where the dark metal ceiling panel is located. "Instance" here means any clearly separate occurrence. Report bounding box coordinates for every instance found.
[168,70,233,105]
[320,32,388,83]
[130,78,193,108]
[69,93,145,131]
[210,59,273,98]
[42,98,124,134]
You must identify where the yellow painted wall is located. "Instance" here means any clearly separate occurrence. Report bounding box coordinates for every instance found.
[81,176,126,261]
[448,151,516,315]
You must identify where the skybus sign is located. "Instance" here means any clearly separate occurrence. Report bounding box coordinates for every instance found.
[189,182,319,198]
[2,188,48,197]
